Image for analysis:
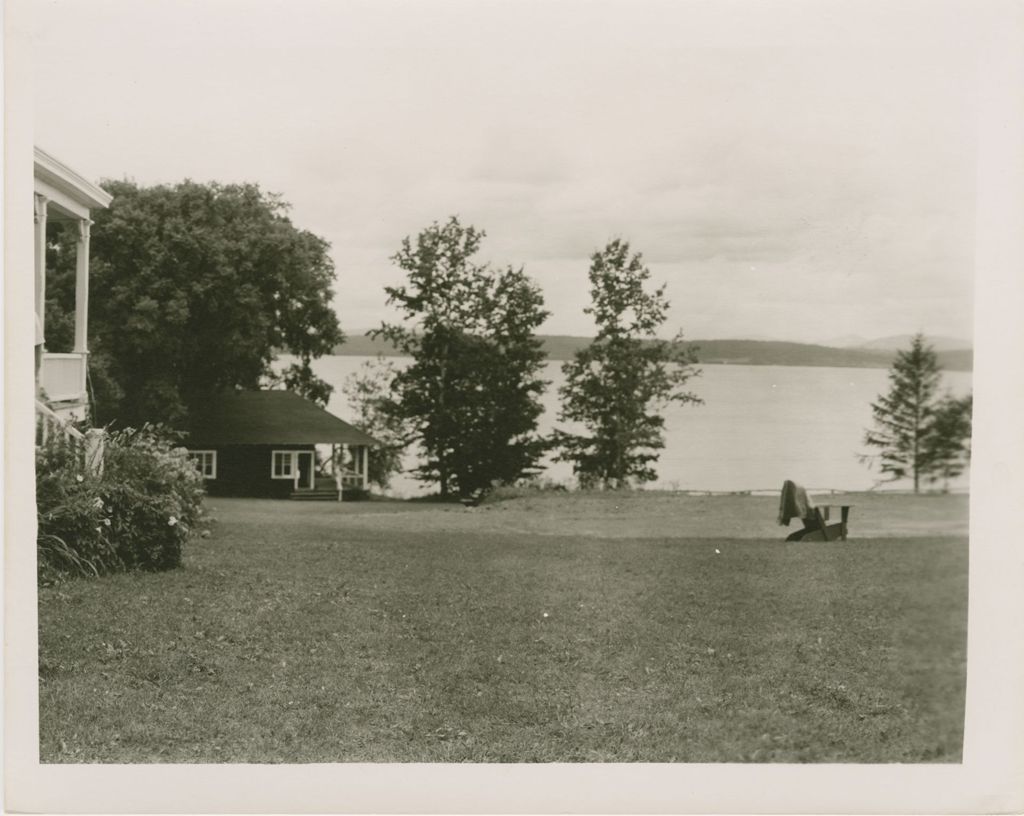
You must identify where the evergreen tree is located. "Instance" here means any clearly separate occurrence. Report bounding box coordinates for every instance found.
[555,239,701,488]
[373,217,549,499]
[921,394,973,491]
[862,333,972,492]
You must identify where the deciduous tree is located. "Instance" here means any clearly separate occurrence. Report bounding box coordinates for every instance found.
[342,357,411,489]
[44,180,343,426]
[554,239,701,488]
[373,217,549,499]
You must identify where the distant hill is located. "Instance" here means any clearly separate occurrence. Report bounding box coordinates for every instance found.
[333,333,973,371]
[849,334,972,352]
[691,339,972,371]
[336,333,402,357]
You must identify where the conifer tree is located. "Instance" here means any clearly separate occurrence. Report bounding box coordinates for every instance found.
[862,333,972,492]
[921,394,973,491]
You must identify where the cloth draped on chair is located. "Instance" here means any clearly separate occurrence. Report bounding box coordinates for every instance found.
[777,479,815,526]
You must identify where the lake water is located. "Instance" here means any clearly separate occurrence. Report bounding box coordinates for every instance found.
[294,355,973,497]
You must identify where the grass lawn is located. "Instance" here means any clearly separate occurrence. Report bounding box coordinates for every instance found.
[38,491,968,763]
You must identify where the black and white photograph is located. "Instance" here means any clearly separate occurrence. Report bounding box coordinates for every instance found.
[6,0,1024,812]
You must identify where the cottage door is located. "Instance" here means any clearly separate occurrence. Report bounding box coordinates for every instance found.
[295,451,315,490]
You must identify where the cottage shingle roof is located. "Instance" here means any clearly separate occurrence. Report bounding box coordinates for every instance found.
[186,390,379,447]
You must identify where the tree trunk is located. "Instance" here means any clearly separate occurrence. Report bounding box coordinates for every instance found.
[913,417,920,494]
[438,338,450,498]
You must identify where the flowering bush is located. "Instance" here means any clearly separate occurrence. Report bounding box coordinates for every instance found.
[101,426,206,571]
[36,441,121,583]
[36,425,205,583]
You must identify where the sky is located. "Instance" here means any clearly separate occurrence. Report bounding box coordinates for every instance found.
[31,0,982,344]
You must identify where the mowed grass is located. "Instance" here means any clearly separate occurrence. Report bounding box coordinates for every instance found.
[39,493,968,763]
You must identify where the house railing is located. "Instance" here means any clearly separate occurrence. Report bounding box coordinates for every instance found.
[338,470,365,487]
[329,444,371,499]
[36,399,84,446]
[40,352,87,403]
[35,399,105,475]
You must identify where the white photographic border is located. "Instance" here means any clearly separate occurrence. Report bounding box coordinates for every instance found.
[5,0,1023,812]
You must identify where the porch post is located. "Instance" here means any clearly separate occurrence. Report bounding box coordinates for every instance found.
[74,219,91,354]
[333,443,342,501]
[34,194,48,346]
[361,445,369,490]
[85,428,105,476]
[341,443,349,502]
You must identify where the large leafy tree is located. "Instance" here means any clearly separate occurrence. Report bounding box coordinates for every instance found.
[373,216,549,499]
[555,239,701,489]
[862,333,972,492]
[44,180,343,426]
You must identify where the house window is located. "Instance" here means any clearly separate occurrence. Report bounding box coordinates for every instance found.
[272,450,296,479]
[189,450,217,479]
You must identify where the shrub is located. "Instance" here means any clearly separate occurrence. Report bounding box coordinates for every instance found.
[101,426,206,571]
[36,425,205,582]
[479,477,570,505]
[36,440,121,583]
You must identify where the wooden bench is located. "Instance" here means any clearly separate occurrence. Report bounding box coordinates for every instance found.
[785,504,852,542]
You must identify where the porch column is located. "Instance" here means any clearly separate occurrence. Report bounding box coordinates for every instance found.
[34,194,48,345]
[361,445,369,490]
[341,443,349,502]
[333,443,342,501]
[74,219,91,354]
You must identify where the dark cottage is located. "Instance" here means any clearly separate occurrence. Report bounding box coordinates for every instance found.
[185,390,379,499]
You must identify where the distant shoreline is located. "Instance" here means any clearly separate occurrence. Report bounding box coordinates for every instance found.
[327,334,974,372]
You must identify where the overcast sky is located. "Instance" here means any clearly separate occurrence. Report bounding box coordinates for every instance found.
[32,0,981,344]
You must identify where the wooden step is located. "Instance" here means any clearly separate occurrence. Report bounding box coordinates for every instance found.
[290,489,340,501]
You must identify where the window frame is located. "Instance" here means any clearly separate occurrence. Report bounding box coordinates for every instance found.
[271,450,297,479]
[188,450,217,479]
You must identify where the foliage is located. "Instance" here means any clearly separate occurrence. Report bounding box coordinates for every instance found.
[101,426,207,570]
[862,334,972,492]
[265,353,334,408]
[341,356,412,489]
[373,217,549,499]
[42,222,78,352]
[554,239,701,488]
[921,395,973,491]
[478,477,570,505]
[36,425,205,583]
[36,441,122,584]
[44,180,343,427]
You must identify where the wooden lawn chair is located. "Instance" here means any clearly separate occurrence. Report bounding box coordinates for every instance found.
[785,504,852,541]
[778,479,852,541]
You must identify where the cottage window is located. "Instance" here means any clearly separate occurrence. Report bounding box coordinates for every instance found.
[189,450,217,479]
[272,451,296,479]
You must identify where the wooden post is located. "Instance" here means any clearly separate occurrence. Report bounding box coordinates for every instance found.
[74,219,91,355]
[361,445,369,490]
[34,195,48,346]
[85,428,105,476]
[340,443,348,502]
[333,443,342,501]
